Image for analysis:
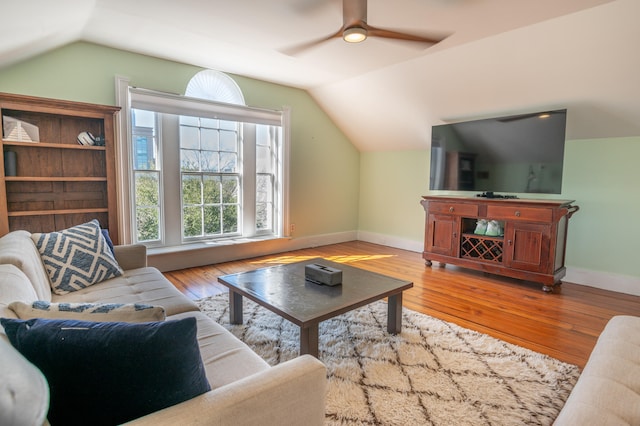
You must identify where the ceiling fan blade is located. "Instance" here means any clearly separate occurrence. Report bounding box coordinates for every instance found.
[279,29,343,56]
[367,25,450,46]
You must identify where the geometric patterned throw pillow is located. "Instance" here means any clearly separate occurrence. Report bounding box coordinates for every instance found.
[31,219,123,295]
[9,301,166,323]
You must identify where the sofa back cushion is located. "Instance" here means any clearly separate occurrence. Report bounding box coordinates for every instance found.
[0,231,51,301]
[0,264,38,321]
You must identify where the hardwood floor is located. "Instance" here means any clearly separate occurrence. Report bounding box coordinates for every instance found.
[164,240,640,368]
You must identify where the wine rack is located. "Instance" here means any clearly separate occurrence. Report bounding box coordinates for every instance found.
[461,234,503,263]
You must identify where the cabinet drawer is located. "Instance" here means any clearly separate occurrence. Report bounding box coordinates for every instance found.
[487,205,552,222]
[428,202,478,216]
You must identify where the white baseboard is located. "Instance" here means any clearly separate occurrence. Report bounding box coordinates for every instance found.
[564,267,640,296]
[356,231,423,253]
[356,231,640,297]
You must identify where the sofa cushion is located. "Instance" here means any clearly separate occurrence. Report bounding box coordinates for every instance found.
[31,219,123,295]
[9,301,166,323]
[555,315,640,425]
[0,264,38,322]
[0,230,52,301]
[1,316,211,426]
[53,267,200,316]
[169,311,270,389]
[0,337,49,426]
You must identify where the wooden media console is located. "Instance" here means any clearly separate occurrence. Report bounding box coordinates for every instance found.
[421,195,579,292]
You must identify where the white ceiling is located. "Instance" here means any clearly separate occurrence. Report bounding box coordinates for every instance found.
[2,0,638,151]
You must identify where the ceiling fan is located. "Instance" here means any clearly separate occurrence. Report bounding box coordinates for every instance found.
[281,0,450,55]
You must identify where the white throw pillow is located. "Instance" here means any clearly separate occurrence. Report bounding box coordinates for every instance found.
[9,301,166,323]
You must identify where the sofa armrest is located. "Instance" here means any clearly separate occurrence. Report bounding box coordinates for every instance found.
[125,355,327,426]
[112,244,148,270]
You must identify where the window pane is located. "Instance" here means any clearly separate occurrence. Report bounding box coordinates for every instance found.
[132,109,158,171]
[256,174,272,203]
[182,175,202,204]
[135,172,159,205]
[201,128,219,151]
[203,176,221,203]
[222,205,238,233]
[256,202,272,231]
[256,145,271,173]
[221,176,238,203]
[136,207,160,241]
[256,125,270,146]
[220,130,237,151]
[200,150,218,172]
[180,125,199,149]
[220,152,237,172]
[204,206,221,234]
[183,206,203,237]
[201,117,218,128]
[179,115,199,126]
[181,149,200,171]
[256,174,273,232]
[220,120,236,131]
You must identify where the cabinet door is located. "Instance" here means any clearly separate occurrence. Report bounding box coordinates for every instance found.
[503,222,551,273]
[426,213,459,257]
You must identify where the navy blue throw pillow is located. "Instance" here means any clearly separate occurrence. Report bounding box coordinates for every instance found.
[101,228,115,254]
[1,317,210,425]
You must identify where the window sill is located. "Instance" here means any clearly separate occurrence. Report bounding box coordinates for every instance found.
[147,235,287,256]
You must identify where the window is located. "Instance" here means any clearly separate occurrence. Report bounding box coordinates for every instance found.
[125,72,287,247]
[131,110,160,242]
[179,116,241,239]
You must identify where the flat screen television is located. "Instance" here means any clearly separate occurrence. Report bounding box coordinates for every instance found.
[429,109,567,196]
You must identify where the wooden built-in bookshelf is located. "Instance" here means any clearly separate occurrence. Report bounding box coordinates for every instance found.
[0,93,120,243]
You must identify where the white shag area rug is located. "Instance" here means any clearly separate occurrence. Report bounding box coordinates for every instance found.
[196,293,580,426]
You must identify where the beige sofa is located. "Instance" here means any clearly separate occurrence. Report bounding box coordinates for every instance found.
[554,315,640,425]
[0,230,327,425]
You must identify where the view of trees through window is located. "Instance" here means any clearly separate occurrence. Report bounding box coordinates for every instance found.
[180,115,240,238]
[132,110,160,242]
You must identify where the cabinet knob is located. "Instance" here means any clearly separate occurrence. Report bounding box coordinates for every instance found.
[514,211,521,217]
[508,239,513,245]
[449,206,454,213]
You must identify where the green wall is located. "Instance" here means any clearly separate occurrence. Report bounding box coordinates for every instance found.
[358,151,429,243]
[358,137,640,280]
[0,42,360,239]
[562,137,639,277]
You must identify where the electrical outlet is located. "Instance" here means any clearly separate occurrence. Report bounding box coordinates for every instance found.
[290,223,296,233]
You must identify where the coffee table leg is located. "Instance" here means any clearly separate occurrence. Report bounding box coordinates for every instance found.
[300,325,319,358]
[229,290,243,324]
[387,292,403,333]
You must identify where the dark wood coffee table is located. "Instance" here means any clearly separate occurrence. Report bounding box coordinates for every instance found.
[217,257,413,358]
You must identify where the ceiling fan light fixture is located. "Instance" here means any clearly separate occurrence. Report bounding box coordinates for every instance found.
[343,26,367,43]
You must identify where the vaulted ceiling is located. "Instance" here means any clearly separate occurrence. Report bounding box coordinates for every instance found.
[2,0,638,151]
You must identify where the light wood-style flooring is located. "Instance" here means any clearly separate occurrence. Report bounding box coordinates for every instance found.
[164,241,640,368]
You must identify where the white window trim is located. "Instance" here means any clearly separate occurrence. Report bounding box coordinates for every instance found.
[114,76,291,246]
